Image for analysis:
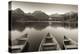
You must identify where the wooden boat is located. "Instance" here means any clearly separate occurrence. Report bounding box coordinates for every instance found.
[63,36,78,50]
[10,34,29,53]
[39,33,61,51]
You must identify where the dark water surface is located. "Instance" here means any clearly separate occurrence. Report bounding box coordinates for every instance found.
[11,22,78,51]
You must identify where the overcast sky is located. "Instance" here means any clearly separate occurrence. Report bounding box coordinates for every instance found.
[11,1,78,15]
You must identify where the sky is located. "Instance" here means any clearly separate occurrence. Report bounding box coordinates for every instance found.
[11,1,78,15]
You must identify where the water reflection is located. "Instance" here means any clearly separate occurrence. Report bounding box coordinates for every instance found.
[11,21,78,31]
[10,22,78,52]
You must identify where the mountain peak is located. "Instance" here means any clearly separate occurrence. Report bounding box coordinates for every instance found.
[14,8,24,14]
[32,10,49,20]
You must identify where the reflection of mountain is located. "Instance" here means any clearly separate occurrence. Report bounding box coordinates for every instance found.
[62,12,78,28]
[24,22,49,30]
[9,8,49,31]
[9,8,26,31]
[9,8,78,31]
[51,22,64,27]
[10,22,49,31]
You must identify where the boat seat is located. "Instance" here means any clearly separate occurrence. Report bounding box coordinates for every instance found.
[45,39,53,43]
[42,47,57,51]
[42,43,57,50]
[16,40,26,45]
[45,37,52,39]
[45,37,53,43]
[65,45,78,49]
[11,45,23,53]
[42,43,57,47]
[64,40,71,45]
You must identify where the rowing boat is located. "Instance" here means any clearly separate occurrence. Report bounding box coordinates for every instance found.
[63,36,78,49]
[39,33,61,51]
[10,34,29,53]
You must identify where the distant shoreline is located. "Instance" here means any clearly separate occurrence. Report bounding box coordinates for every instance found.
[16,21,77,23]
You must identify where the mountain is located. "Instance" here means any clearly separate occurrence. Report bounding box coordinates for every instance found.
[13,8,24,15]
[10,8,78,22]
[50,13,63,17]
[50,13,64,21]
[32,11,49,21]
[50,12,78,22]
[11,8,25,21]
[11,8,37,21]
[11,8,49,21]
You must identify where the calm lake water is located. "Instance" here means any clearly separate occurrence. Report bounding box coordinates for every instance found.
[10,22,78,51]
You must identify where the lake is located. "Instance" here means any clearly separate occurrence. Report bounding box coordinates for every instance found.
[10,21,78,52]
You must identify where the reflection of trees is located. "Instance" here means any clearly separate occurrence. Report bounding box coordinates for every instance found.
[51,22,64,27]
[11,22,49,31]
[11,21,77,31]
[9,8,78,31]
[24,22,49,30]
[63,22,78,28]
[11,22,26,31]
[50,22,78,28]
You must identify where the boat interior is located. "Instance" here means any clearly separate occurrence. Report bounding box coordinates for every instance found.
[10,34,28,53]
[64,36,78,49]
[41,33,57,51]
